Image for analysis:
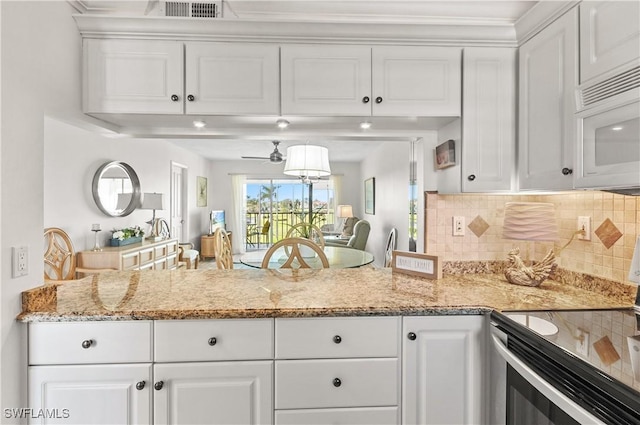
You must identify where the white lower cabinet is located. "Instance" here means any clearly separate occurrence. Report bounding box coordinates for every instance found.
[28,315,488,425]
[28,364,152,425]
[275,316,401,425]
[402,315,486,425]
[153,361,273,425]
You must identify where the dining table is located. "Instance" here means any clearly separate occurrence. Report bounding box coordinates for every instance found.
[239,245,374,269]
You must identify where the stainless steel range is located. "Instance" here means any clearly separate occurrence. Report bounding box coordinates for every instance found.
[491,308,640,425]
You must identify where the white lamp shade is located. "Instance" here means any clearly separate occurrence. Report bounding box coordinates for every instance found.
[502,202,558,241]
[337,205,353,218]
[141,193,164,210]
[283,145,331,178]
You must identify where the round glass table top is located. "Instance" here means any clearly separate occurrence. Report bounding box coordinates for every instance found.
[240,245,374,269]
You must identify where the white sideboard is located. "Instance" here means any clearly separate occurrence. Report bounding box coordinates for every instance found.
[77,238,179,273]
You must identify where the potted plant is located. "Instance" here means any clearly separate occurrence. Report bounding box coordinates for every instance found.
[110,226,145,247]
[288,207,327,257]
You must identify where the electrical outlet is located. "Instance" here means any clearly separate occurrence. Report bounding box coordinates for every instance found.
[578,216,591,241]
[12,246,28,278]
[576,328,590,356]
[453,216,465,236]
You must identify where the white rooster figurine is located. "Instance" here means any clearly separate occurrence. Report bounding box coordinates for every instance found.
[505,247,557,287]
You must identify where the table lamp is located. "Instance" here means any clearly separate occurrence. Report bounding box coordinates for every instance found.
[337,205,353,218]
[141,193,164,240]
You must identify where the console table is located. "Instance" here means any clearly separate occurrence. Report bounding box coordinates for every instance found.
[201,232,232,260]
[77,238,179,273]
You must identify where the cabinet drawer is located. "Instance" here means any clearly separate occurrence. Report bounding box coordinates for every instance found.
[29,321,152,365]
[275,316,400,359]
[276,407,398,425]
[275,358,398,409]
[154,244,168,259]
[166,241,178,255]
[122,252,139,270]
[139,247,154,265]
[166,254,178,269]
[155,319,274,362]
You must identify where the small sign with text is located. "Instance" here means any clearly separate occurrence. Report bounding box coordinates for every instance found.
[391,251,441,279]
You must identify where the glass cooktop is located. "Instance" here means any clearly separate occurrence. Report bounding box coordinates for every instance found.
[503,309,640,394]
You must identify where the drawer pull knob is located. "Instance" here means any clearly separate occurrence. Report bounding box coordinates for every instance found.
[187,94,195,102]
[81,339,93,349]
[170,94,179,102]
[407,332,417,341]
[375,96,383,104]
[154,381,164,391]
[467,174,476,181]
[136,381,146,391]
[333,378,342,387]
[208,337,217,346]
[562,168,573,175]
[333,335,342,344]
[362,96,370,104]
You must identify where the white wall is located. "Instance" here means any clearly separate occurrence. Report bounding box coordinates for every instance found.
[44,117,211,250]
[1,1,83,418]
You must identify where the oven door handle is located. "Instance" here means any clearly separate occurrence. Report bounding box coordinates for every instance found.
[490,328,605,425]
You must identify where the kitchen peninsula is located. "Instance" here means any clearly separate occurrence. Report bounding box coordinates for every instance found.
[20,267,636,425]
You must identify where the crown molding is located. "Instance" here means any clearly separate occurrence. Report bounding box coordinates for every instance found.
[514,1,580,45]
[73,14,518,47]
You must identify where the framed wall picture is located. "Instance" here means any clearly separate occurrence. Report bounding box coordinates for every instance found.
[364,177,375,215]
[435,139,456,169]
[196,176,207,207]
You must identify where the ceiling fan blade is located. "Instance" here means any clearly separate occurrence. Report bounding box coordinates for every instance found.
[241,156,270,160]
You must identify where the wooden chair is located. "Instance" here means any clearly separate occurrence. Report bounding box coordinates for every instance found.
[384,228,398,267]
[213,228,233,269]
[44,227,113,282]
[155,218,200,269]
[261,237,329,269]
[285,222,325,249]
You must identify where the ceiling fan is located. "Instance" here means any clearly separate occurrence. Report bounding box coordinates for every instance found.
[241,141,285,164]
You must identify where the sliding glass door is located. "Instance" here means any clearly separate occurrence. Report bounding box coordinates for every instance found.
[245,178,335,249]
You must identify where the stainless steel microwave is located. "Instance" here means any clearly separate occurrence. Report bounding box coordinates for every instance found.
[575,83,640,193]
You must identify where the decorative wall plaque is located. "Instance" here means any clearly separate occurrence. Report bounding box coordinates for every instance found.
[391,251,442,279]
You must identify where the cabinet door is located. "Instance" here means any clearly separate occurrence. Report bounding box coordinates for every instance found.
[28,364,151,425]
[281,45,372,116]
[580,1,640,83]
[372,46,461,116]
[185,43,280,115]
[462,48,516,192]
[83,39,183,114]
[402,316,486,425]
[154,361,272,425]
[518,9,578,190]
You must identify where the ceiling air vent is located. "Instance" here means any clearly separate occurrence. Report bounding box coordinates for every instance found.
[162,1,222,18]
[577,65,640,110]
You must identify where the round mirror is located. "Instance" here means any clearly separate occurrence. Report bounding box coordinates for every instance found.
[92,161,141,217]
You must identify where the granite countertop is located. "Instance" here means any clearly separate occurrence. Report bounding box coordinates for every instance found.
[18,266,637,322]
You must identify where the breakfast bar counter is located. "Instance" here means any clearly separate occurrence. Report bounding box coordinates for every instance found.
[18,267,636,322]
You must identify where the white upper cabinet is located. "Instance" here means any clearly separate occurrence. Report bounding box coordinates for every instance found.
[84,40,280,115]
[84,39,184,114]
[579,1,640,84]
[518,8,578,191]
[185,43,280,115]
[461,47,516,192]
[281,45,461,116]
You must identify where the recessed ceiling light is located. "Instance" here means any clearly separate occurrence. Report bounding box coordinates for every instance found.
[277,119,290,129]
[360,121,372,129]
[611,126,623,131]
[193,120,206,129]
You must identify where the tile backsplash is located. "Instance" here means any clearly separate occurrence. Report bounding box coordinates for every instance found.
[425,191,640,284]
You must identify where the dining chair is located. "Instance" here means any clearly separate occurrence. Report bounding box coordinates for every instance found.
[213,228,233,269]
[155,218,200,269]
[261,237,329,269]
[285,222,325,249]
[44,227,114,282]
[384,227,398,267]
